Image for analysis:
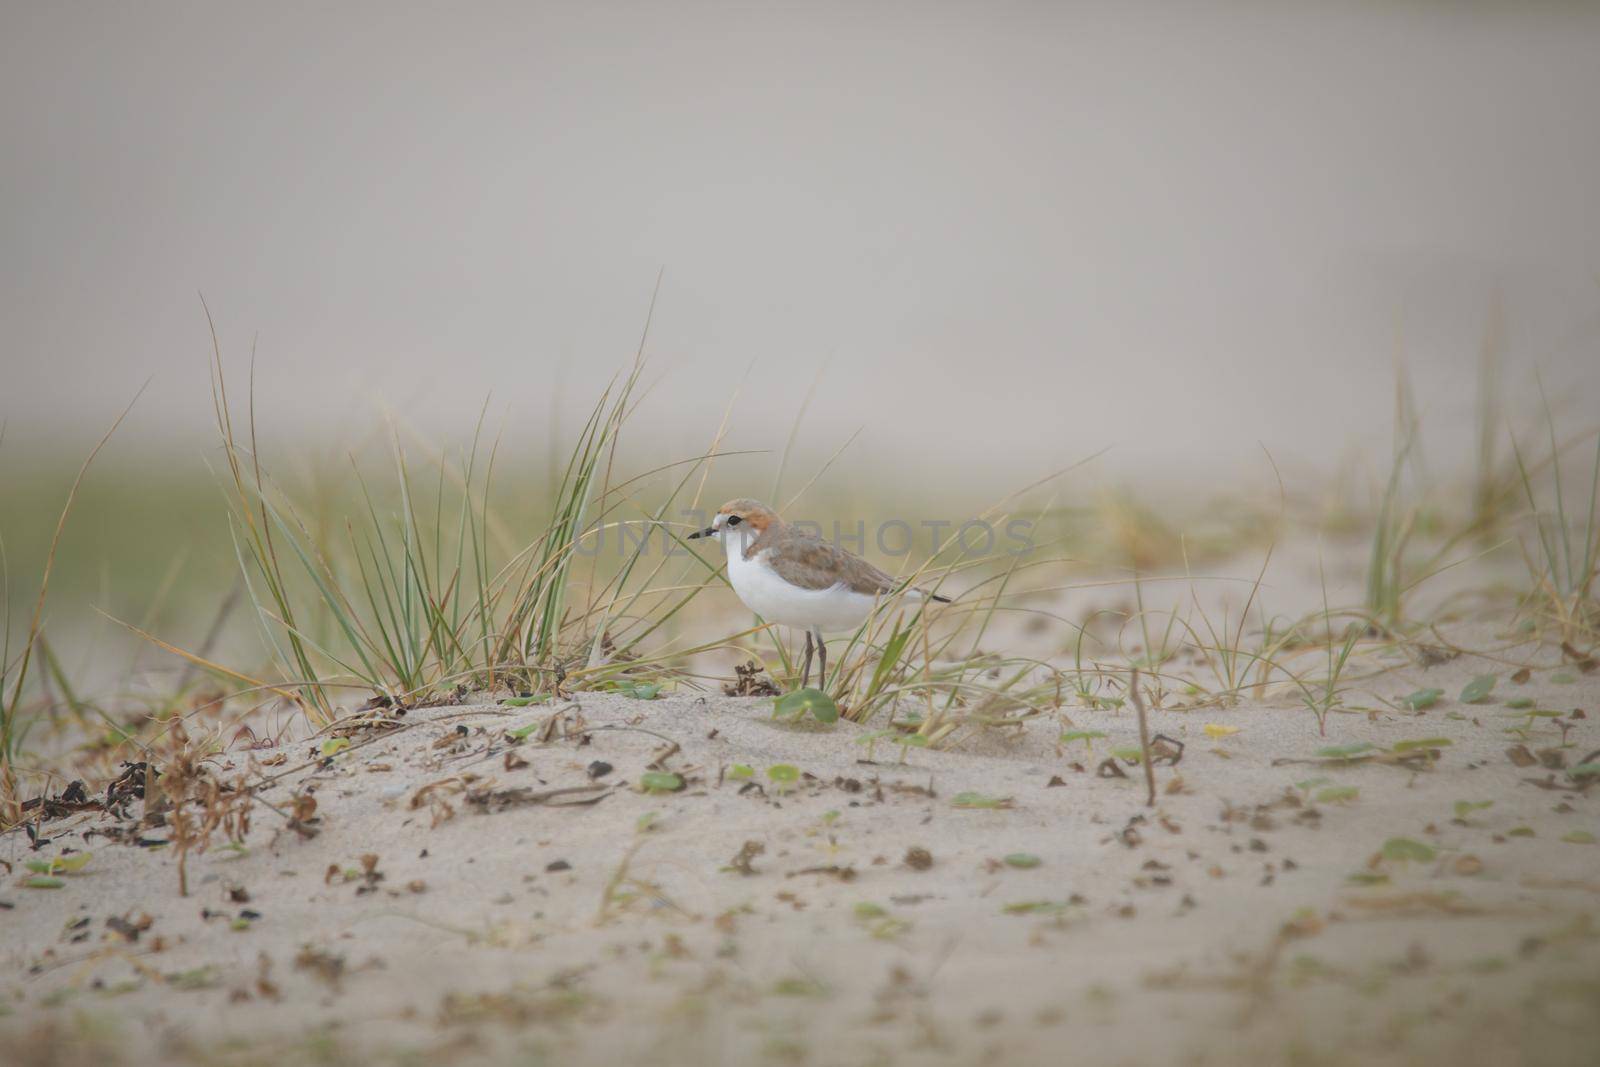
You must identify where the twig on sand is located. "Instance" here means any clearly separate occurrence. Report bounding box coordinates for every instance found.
[1131,669,1156,806]
[597,839,648,925]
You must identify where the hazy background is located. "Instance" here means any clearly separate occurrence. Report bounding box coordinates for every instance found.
[4,0,1598,489]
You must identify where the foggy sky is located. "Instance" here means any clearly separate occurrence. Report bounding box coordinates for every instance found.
[4,1,1599,489]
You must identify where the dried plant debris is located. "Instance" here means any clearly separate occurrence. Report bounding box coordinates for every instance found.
[433,724,473,750]
[789,864,857,882]
[724,660,781,697]
[106,912,154,942]
[466,782,612,812]
[411,777,466,825]
[18,765,150,827]
[127,721,258,894]
[286,791,320,838]
[725,840,765,876]
[322,853,387,895]
[1560,641,1598,673]
[1507,744,1539,768]
[255,953,282,1001]
[294,945,347,990]
[20,780,102,820]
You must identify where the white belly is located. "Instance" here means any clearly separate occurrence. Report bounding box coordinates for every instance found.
[725,539,876,633]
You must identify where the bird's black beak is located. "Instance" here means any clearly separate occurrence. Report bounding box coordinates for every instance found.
[686,526,716,540]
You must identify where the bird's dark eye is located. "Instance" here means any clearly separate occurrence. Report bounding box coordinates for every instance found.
[726,515,743,527]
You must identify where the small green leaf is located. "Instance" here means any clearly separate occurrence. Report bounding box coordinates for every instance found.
[1380,837,1437,862]
[1568,762,1600,780]
[501,694,551,707]
[25,853,92,875]
[1060,730,1107,746]
[1392,737,1452,753]
[1003,853,1042,869]
[1002,900,1067,915]
[1401,688,1444,710]
[319,738,350,757]
[229,918,252,932]
[853,902,888,919]
[1110,747,1144,764]
[1507,826,1536,838]
[767,764,800,784]
[168,967,218,990]
[620,681,661,700]
[1314,742,1376,759]
[1453,800,1493,819]
[1315,786,1359,804]
[1561,831,1596,845]
[772,977,826,997]
[639,771,684,793]
[1459,675,1497,704]
[898,734,929,748]
[1503,697,1535,710]
[727,764,754,780]
[1551,672,1577,684]
[506,723,542,740]
[952,792,1013,809]
[773,688,839,725]
[25,876,65,889]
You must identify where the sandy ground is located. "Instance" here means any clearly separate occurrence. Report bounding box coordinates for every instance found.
[3,628,1598,1067]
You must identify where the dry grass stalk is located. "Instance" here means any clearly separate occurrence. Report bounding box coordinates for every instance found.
[1131,668,1156,807]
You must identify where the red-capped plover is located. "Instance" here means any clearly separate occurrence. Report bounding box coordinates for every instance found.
[688,498,950,690]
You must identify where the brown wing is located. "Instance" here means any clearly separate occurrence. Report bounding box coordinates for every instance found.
[760,532,898,596]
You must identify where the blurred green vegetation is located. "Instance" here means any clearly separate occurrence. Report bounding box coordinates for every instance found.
[3,451,232,623]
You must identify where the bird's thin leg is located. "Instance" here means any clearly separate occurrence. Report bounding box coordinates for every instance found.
[799,630,814,691]
[813,627,828,691]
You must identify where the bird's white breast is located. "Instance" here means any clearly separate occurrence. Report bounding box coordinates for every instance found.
[722,532,876,633]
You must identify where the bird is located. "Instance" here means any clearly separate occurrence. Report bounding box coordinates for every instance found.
[687,498,950,691]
